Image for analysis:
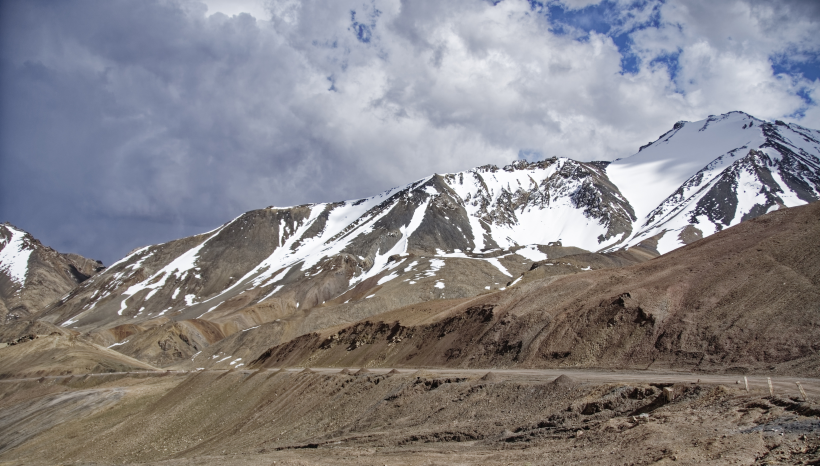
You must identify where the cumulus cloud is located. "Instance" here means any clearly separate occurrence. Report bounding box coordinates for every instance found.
[0,0,818,263]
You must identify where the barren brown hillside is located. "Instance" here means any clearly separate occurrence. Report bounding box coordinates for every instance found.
[0,334,157,379]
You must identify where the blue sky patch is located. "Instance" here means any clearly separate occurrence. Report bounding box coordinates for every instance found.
[518,149,544,161]
[771,54,820,83]
[349,5,382,44]
[650,50,681,82]
[540,1,664,75]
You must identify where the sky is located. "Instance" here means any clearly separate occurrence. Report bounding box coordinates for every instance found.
[1,0,819,265]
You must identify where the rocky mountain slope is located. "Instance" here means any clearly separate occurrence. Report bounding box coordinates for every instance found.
[36,161,650,341]
[245,200,820,374]
[0,223,104,324]
[0,334,157,379]
[19,111,820,368]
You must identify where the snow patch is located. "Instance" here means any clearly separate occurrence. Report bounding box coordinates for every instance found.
[0,225,32,286]
[484,258,512,277]
[377,272,400,285]
[515,245,548,262]
[655,230,685,255]
[259,285,284,303]
[118,297,129,316]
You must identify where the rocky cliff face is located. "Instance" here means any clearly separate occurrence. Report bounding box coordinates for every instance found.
[0,223,104,323]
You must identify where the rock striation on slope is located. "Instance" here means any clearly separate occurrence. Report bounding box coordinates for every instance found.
[29,111,820,367]
[0,223,104,324]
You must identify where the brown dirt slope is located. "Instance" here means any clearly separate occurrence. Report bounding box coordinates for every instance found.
[0,319,74,343]
[105,319,227,367]
[0,334,157,379]
[1,370,818,465]
[249,203,820,375]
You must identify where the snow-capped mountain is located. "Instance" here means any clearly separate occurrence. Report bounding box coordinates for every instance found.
[42,158,629,332]
[36,112,820,337]
[0,223,104,322]
[609,111,820,252]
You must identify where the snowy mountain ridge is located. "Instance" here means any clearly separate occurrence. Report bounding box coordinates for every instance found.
[16,111,820,332]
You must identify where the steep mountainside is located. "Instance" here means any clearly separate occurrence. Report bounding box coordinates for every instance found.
[29,111,820,368]
[0,223,104,323]
[246,201,820,374]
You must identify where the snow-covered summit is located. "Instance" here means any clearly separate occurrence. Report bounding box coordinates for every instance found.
[609,111,820,253]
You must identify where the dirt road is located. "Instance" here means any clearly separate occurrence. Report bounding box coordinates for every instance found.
[300,367,820,396]
[3,366,818,396]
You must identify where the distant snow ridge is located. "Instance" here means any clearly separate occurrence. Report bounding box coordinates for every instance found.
[0,224,33,286]
[49,111,820,327]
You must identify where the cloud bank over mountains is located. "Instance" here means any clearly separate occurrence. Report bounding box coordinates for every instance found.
[1,0,818,264]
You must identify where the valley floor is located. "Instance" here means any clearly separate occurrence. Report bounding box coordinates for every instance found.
[1,368,818,465]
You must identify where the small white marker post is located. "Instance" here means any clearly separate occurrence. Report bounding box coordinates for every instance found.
[663,387,674,403]
[767,377,773,397]
[796,382,807,401]
[744,376,749,393]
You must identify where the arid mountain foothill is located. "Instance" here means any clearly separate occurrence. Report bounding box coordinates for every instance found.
[1,112,819,464]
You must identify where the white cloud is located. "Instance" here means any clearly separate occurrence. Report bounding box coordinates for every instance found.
[200,0,269,19]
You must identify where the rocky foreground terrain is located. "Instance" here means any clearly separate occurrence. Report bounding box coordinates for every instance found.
[0,111,819,464]
[0,368,818,465]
